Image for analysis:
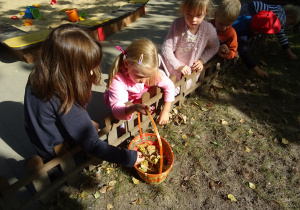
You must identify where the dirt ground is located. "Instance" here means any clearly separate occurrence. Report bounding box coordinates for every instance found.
[0,0,127,32]
[43,31,300,210]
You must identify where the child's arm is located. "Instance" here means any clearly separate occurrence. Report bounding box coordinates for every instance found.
[162,18,187,71]
[125,103,151,117]
[252,66,268,78]
[156,70,175,125]
[199,22,220,63]
[157,102,171,125]
[285,47,297,60]
[217,44,230,59]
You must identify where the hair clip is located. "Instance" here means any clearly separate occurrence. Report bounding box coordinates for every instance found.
[138,54,143,65]
[115,46,126,56]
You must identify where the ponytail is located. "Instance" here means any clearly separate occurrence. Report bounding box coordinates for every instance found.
[107,53,124,88]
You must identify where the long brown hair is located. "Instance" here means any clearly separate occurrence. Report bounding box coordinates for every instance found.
[107,38,161,88]
[29,24,102,113]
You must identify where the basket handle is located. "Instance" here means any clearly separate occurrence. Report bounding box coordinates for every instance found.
[145,109,163,175]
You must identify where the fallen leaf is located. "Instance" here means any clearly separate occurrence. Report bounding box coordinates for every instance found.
[109,180,117,187]
[239,119,245,124]
[80,191,87,199]
[131,197,142,205]
[201,107,209,112]
[209,181,215,190]
[282,138,289,145]
[100,185,109,193]
[248,182,255,189]
[182,134,187,139]
[106,168,113,174]
[69,193,77,199]
[184,141,190,146]
[221,119,228,125]
[94,191,100,199]
[244,146,251,152]
[107,203,113,209]
[248,129,253,135]
[132,177,140,184]
[228,194,237,202]
[212,141,222,147]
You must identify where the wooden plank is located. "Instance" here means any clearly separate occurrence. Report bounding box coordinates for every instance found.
[3,29,52,49]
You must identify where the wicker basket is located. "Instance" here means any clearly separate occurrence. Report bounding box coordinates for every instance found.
[128,111,174,185]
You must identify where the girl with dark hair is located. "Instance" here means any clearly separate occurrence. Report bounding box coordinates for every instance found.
[24,24,144,166]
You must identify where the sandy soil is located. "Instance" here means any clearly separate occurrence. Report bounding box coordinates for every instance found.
[0,0,128,32]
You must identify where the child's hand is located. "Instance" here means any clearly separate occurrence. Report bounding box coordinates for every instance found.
[135,151,145,165]
[217,44,229,58]
[253,66,268,78]
[134,103,151,115]
[157,110,169,125]
[191,59,204,72]
[177,65,191,76]
[289,52,297,61]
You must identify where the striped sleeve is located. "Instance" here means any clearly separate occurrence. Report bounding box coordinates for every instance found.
[253,1,289,49]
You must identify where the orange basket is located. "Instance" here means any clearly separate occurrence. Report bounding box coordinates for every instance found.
[128,110,174,185]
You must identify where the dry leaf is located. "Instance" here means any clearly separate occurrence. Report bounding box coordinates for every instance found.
[201,107,209,111]
[248,129,253,135]
[100,185,109,193]
[94,191,100,199]
[131,197,142,205]
[69,193,77,199]
[239,119,245,124]
[132,177,140,184]
[282,138,289,145]
[221,119,228,125]
[184,141,190,146]
[107,203,113,209]
[109,180,117,187]
[248,182,255,189]
[245,146,251,152]
[209,181,215,190]
[182,134,187,139]
[228,194,237,202]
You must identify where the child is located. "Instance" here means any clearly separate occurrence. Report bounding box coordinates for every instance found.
[211,0,241,59]
[24,24,144,166]
[104,38,175,125]
[161,0,219,87]
[234,1,300,78]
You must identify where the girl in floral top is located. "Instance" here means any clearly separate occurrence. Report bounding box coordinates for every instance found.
[162,0,219,89]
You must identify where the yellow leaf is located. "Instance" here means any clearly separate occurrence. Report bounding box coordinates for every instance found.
[80,191,87,199]
[239,119,245,124]
[245,146,251,152]
[182,134,187,139]
[69,193,77,199]
[228,194,237,202]
[248,129,253,135]
[249,182,255,189]
[107,203,113,209]
[282,138,289,145]
[94,191,100,199]
[132,177,140,184]
[106,167,113,174]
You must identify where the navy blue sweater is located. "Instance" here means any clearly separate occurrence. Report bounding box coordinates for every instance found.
[24,82,137,167]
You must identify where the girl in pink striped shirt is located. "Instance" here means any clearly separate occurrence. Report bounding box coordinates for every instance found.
[104,39,175,125]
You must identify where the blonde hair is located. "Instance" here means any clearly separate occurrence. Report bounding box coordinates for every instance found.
[284,4,300,23]
[180,0,213,16]
[107,38,161,88]
[215,0,241,23]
